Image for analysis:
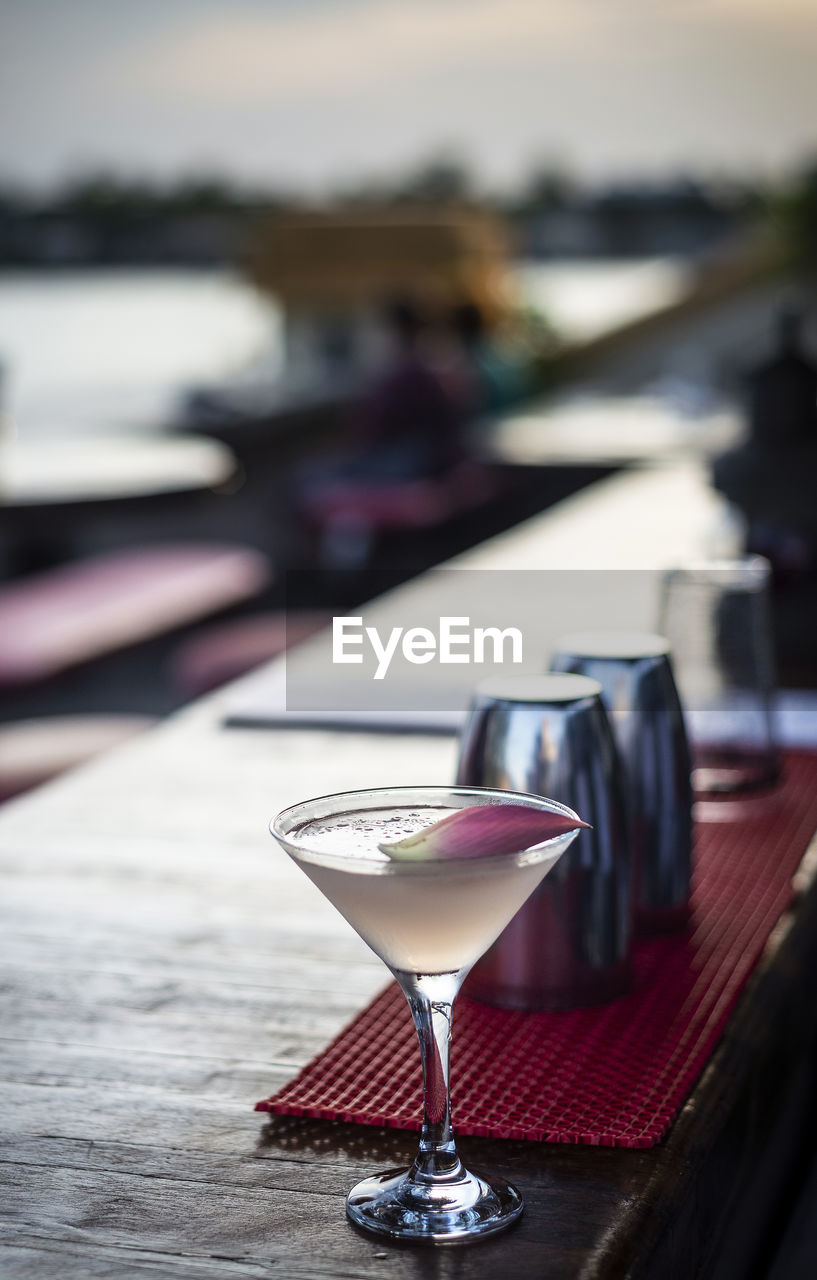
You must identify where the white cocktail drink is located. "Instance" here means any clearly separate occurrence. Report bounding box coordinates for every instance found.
[293,805,563,975]
[270,785,584,1245]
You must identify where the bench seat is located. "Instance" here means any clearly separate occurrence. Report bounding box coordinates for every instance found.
[171,610,330,697]
[0,544,270,687]
[302,460,502,532]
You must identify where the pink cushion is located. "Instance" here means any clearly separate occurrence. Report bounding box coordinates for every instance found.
[0,545,271,686]
[305,462,500,530]
[172,610,330,696]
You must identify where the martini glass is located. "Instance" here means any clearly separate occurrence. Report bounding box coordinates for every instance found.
[270,784,582,1244]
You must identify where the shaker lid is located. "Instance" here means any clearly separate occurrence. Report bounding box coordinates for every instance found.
[553,631,670,661]
[476,673,602,704]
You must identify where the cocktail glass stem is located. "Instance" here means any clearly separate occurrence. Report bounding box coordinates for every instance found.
[397,971,463,1183]
[345,964,523,1239]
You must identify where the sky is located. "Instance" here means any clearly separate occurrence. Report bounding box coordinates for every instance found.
[2,0,817,193]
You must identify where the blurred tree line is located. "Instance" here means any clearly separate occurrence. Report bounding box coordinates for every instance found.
[773,162,817,269]
[0,154,805,268]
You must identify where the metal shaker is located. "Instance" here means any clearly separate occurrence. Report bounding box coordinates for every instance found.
[456,674,632,1011]
[550,632,692,933]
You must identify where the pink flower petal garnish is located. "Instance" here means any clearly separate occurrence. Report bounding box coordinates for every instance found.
[378,803,590,861]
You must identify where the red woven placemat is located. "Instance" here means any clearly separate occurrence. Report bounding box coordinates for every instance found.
[257,750,817,1148]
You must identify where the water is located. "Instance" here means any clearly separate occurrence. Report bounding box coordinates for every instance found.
[511,257,688,344]
[0,260,688,441]
[0,268,283,439]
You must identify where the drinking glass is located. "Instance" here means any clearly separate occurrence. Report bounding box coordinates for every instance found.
[270,784,582,1244]
[658,557,780,794]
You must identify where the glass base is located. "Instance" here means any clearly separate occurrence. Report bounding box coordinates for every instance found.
[346,1165,523,1244]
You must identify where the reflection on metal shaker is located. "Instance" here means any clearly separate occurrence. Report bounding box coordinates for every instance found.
[456,674,632,1010]
[551,633,692,933]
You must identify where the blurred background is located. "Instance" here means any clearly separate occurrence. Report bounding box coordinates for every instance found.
[2,0,817,795]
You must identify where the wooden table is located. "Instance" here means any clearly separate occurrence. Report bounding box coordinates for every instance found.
[0,435,236,512]
[479,395,743,470]
[0,434,238,573]
[2,463,816,1279]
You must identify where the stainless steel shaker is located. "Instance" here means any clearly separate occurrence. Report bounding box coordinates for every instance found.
[456,673,632,1010]
[551,633,692,933]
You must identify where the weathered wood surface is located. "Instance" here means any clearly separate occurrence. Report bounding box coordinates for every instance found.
[1,695,816,1280]
[1,464,815,1278]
